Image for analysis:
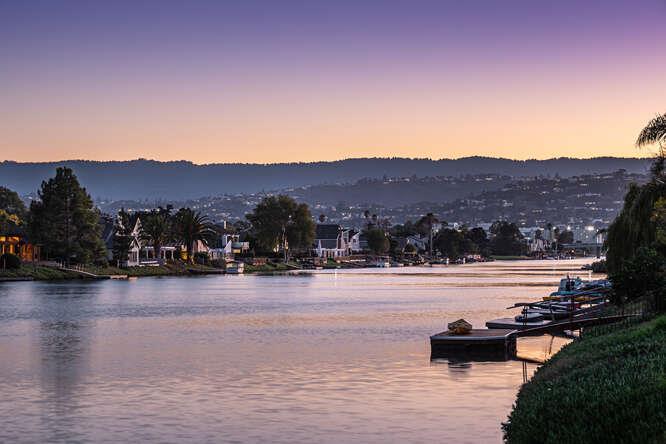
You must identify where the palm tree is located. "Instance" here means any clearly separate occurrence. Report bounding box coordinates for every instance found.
[637,112,666,182]
[636,113,666,149]
[417,212,439,257]
[140,210,171,263]
[173,208,215,263]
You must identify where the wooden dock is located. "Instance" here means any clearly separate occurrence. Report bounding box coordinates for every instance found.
[430,329,517,359]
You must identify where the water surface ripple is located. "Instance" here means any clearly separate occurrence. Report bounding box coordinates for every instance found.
[0,260,592,443]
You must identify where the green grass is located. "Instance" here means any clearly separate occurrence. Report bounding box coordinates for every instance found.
[0,265,80,280]
[84,262,222,277]
[244,262,294,273]
[504,315,666,444]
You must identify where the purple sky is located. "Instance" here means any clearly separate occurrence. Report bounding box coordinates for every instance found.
[2,0,665,163]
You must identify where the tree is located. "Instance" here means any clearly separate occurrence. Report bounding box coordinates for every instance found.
[603,114,666,309]
[140,208,172,263]
[435,228,465,259]
[416,213,440,256]
[489,221,525,256]
[173,208,215,262]
[557,230,574,245]
[246,195,315,260]
[0,187,26,219]
[112,209,133,266]
[366,228,389,255]
[636,113,666,149]
[466,227,489,256]
[28,167,106,265]
[286,203,316,256]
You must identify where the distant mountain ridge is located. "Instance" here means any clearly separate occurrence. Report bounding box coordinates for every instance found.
[0,157,652,200]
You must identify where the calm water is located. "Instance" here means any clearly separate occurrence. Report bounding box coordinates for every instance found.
[0,260,593,443]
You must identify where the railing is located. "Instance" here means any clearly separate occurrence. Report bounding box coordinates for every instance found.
[583,296,657,338]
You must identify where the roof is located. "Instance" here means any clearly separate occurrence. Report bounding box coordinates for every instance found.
[100,217,116,250]
[318,239,339,249]
[315,224,341,240]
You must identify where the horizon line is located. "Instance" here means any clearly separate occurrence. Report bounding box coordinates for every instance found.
[0,154,653,167]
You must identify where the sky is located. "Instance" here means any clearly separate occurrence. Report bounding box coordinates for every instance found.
[1,0,665,164]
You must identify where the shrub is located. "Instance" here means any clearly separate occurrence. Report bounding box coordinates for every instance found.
[193,252,210,265]
[590,259,607,273]
[503,315,666,443]
[0,253,21,269]
[609,247,666,310]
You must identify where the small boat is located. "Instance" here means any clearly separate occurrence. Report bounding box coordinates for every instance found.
[225,261,245,274]
[372,256,391,267]
[514,312,544,323]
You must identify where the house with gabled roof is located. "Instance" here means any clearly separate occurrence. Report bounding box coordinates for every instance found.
[314,224,351,258]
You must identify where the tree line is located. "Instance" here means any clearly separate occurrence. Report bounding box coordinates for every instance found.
[605,113,666,311]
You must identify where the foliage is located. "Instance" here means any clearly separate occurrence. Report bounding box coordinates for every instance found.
[504,315,666,444]
[390,220,418,238]
[365,228,389,255]
[193,251,210,265]
[28,167,106,264]
[172,208,215,262]
[591,259,607,273]
[556,229,574,245]
[286,203,316,254]
[140,208,172,261]
[466,227,489,255]
[0,186,27,219]
[112,209,133,265]
[605,152,665,308]
[636,112,666,148]
[609,247,666,311]
[0,253,20,269]
[415,213,439,236]
[403,243,417,254]
[246,195,315,257]
[0,209,22,234]
[434,228,465,259]
[489,221,525,256]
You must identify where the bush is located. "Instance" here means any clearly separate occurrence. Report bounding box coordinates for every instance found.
[504,315,666,443]
[609,247,666,310]
[0,253,21,269]
[590,259,607,273]
[193,252,210,265]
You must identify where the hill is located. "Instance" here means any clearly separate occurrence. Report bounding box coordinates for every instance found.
[0,157,651,200]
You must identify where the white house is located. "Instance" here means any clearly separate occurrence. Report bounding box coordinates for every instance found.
[314,224,352,258]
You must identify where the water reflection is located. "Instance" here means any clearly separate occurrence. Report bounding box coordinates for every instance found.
[35,284,98,444]
[0,259,591,443]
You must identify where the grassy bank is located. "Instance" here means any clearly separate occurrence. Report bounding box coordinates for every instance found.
[84,262,223,277]
[504,315,666,443]
[0,265,80,280]
[0,262,224,281]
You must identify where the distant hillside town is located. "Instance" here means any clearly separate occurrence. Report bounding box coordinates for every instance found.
[94,169,643,247]
[1,165,618,279]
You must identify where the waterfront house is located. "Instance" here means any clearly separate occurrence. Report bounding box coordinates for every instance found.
[348,229,369,253]
[314,224,352,258]
[0,225,40,262]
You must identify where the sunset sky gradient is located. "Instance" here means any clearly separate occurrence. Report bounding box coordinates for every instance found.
[2,0,665,163]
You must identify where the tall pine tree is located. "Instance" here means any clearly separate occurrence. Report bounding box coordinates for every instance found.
[28,167,106,265]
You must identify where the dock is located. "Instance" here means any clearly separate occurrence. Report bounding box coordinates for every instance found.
[430,329,516,359]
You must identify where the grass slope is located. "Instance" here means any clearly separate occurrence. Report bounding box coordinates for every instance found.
[504,315,666,443]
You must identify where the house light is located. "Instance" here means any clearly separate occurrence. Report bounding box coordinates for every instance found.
[585,226,595,231]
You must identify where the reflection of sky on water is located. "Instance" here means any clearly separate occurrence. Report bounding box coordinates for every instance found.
[0,259,590,443]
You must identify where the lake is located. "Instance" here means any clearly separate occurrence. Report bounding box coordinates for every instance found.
[0,259,593,443]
